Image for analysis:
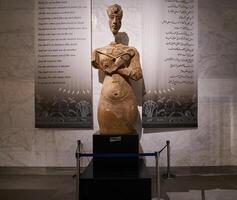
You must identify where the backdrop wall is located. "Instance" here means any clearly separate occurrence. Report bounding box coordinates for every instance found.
[0,0,236,167]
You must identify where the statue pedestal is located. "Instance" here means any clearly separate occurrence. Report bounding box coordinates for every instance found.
[80,160,151,200]
[93,133,139,174]
[79,133,151,200]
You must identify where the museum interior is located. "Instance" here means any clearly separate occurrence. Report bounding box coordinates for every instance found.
[0,0,237,200]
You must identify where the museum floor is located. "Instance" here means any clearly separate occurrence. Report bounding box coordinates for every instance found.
[0,167,237,200]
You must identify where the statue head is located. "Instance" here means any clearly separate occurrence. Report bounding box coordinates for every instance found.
[107,4,123,35]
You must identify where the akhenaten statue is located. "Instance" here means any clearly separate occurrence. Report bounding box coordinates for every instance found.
[92,4,142,135]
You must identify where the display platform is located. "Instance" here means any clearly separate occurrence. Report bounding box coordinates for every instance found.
[80,160,152,200]
[93,133,139,173]
[78,133,151,199]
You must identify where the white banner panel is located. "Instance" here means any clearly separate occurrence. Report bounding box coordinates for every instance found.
[142,0,198,127]
[35,0,92,128]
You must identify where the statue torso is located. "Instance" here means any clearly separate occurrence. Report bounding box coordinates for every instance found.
[96,43,133,102]
[93,43,138,134]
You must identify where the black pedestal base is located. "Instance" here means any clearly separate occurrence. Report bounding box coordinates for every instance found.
[80,161,151,200]
[93,133,139,173]
[79,133,151,200]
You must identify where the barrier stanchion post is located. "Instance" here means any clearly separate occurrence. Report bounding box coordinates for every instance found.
[162,140,176,180]
[76,140,81,200]
[155,152,160,200]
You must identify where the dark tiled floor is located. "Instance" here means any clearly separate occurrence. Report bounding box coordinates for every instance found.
[0,175,75,200]
[0,167,237,200]
[160,175,237,200]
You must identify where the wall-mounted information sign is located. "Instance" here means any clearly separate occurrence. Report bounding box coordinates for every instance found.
[142,0,198,128]
[35,0,92,128]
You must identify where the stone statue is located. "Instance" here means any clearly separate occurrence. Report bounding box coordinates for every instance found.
[92,4,142,135]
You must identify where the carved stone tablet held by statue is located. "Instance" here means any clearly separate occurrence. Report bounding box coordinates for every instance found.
[92,4,143,135]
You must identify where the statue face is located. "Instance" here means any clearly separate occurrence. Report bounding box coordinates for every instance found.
[109,15,121,35]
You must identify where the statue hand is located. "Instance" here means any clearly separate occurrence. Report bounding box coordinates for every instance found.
[105,54,131,74]
[105,63,119,74]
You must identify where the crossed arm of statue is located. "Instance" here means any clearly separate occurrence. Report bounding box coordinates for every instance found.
[92,47,142,81]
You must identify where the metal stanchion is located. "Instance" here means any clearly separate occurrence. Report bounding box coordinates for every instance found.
[76,140,81,200]
[162,140,176,179]
[155,152,160,200]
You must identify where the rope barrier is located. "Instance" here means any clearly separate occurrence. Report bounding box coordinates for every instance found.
[158,144,168,154]
[78,152,157,158]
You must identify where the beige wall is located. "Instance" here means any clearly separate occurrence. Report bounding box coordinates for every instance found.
[0,0,237,167]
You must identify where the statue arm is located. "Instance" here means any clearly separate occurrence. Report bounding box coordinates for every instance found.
[91,50,100,69]
[117,48,142,81]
